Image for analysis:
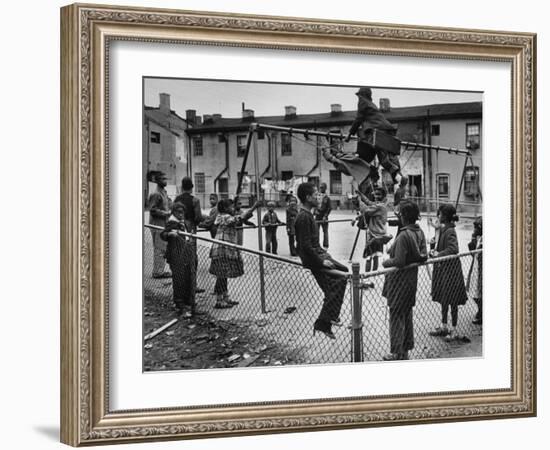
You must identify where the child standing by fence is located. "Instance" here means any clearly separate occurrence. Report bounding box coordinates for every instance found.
[381,200,427,361]
[209,198,259,309]
[199,193,219,238]
[467,216,483,325]
[429,204,468,341]
[161,202,196,318]
[357,187,393,276]
[262,201,284,254]
[286,197,299,257]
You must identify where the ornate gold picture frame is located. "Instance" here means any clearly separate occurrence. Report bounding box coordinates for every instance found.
[60,3,536,446]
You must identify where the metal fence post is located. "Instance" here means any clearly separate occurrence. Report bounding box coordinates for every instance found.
[252,125,267,314]
[351,262,363,362]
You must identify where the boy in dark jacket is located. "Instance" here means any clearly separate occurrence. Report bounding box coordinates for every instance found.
[295,182,349,340]
[314,182,332,248]
[345,86,402,185]
[286,197,299,256]
[262,201,284,254]
[382,200,427,360]
[161,202,196,318]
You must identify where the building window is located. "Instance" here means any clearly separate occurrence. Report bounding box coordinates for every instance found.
[237,135,247,157]
[194,173,205,194]
[464,166,480,198]
[193,136,203,156]
[431,124,440,136]
[281,171,293,181]
[281,133,292,156]
[466,123,481,150]
[150,131,160,143]
[437,174,450,199]
[308,176,319,188]
[329,170,342,195]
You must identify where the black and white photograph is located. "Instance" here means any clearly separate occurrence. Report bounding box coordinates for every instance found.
[142,78,483,371]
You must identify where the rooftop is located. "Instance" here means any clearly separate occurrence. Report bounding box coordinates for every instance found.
[179,101,482,134]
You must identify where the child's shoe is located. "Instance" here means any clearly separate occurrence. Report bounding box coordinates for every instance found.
[429,326,449,337]
[214,295,233,309]
[223,293,239,306]
[445,329,458,342]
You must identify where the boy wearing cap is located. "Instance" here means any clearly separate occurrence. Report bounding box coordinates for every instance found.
[345,86,402,185]
[262,201,284,254]
[322,87,402,196]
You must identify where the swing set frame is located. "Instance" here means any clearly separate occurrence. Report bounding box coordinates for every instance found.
[236,123,480,236]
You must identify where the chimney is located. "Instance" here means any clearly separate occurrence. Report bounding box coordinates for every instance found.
[379,98,391,113]
[159,93,170,115]
[284,105,297,119]
[213,113,222,122]
[203,114,214,125]
[330,104,342,116]
[185,109,196,124]
[242,109,255,121]
[194,116,202,126]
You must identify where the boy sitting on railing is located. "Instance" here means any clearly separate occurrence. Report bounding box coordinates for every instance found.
[161,202,196,318]
[295,182,349,340]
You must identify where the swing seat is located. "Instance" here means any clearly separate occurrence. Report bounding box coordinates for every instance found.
[372,129,402,155]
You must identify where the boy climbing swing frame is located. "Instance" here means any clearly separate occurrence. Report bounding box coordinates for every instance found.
[61,3,536,446]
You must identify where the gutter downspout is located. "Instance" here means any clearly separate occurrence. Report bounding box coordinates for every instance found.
[305,136,320,177]
[213,134,230,193]
[260,132,272,178]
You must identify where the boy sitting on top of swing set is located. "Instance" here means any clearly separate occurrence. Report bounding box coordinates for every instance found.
[322,86,403,197]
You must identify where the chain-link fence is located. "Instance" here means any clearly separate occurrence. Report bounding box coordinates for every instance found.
[144,224,482,370]
[144,224,353,369]
[357,249,483,361]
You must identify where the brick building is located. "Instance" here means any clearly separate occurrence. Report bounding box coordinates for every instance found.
[143,93,188,198]
[145,96,482,211]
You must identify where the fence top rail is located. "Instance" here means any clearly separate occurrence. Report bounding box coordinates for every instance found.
[358,248,482,279]
[146,224,348,278]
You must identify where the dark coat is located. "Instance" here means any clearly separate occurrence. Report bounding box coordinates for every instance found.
[349,96,397,140]
[431,224,468,306]
[382,224,428,311]
[174,192,203,232]
[295,208,329,270]
[314,194,332,221]
[147,186,172,227]
[200,207,218,238]
[467,235,483,298]
[262,211,283,233]
[160,218,195,267]
[286,204,298,235]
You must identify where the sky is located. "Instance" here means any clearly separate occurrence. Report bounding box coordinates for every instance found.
[144,77,482,119]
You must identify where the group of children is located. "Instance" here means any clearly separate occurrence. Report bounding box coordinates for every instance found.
[160,180,482,360]
[350,185,483,358]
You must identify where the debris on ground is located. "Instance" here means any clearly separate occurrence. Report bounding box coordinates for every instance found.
[143,296,308,372]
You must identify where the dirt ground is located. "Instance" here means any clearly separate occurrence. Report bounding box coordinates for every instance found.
[143,285,309,371]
